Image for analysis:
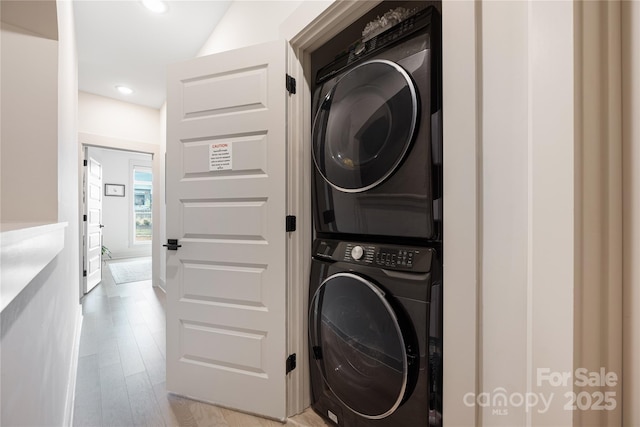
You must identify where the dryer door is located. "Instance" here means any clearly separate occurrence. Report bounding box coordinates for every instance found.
[312,60,418,193]
[309,272,413,419]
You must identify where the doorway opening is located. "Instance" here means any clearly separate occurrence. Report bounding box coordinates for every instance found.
[80,136,160,300]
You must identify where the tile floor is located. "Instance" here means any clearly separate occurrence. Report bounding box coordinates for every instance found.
[72,259,329,427]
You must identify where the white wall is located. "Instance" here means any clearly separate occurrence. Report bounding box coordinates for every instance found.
[1,1,81,425]
[0,21,58,222]
[443,2,624,426]
[440,2,479,425]
[622,2,640,425]
[480,4,529,424]
[481,3,576,426]
[197,0,302,57]
[87,147,153,259]
[78,91,160,144]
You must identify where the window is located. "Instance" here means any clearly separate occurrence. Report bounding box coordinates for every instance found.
[133,166,152,243]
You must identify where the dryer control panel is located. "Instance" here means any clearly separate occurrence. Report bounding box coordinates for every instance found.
[313,239,433,273]
[316,6,438,85]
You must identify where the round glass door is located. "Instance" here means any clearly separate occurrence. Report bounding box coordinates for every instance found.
[312,60,418,192]
[309,273,408,419]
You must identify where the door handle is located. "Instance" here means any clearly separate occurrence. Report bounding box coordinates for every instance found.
[163,239,182,250]
[99,224,105,228]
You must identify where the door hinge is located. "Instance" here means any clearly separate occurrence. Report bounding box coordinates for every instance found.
[83,159,88,166]
[83,270,87,277]
[285,215,296,232]
[286,74,296,94]
[83,214,87,222]
[286,353,297,374]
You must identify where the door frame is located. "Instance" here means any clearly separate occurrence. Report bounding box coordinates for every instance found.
[78,132,162,300]
[281,1,382,416]
[283,1,480,423]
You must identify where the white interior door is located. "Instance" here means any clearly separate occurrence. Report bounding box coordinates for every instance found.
[84,154,103,293]
[166,40,288,420]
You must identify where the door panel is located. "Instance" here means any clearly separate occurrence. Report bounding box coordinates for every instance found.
[182,262,266,304]
[181,199,268,239]
[84,155,102,293]
[182,65,268,116]
[166,40,287,420]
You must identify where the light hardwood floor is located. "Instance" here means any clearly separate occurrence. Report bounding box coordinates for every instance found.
[73,259,330,427]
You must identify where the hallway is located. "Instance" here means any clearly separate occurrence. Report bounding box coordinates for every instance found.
[72,260,327,427]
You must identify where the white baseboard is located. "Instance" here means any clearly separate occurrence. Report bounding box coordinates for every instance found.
[156,277,167,292]
[63,305,83,427]
[109,248,152,260]
[108,254,151,260]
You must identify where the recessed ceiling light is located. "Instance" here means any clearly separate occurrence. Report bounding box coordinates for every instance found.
[116,85,134,95]
[141,0,168,14]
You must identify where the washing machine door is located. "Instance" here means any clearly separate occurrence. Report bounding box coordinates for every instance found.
[309,272,411,419]
[312,60,419,193]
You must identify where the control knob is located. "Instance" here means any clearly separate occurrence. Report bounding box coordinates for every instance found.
[351,246,364,260]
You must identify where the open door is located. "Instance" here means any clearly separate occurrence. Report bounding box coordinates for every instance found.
[84,153,103,293]
[165,40,288,420]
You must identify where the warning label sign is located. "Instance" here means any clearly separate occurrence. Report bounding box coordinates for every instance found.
[209,142,232,171]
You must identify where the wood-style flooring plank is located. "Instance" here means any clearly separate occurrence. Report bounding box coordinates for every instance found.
[116,333,146,378]
[218,406,284,427]
[131,322,158,350]
[78,335,99,358]
[151,329,166,360]
[101,384,134,427]
[74,355,103,426]
[287,408,331,427]
[125,371,166,427]
[97,337,121,368]
[125,305,147,326]
[131,323,165,385]
[190,400,230,427]
[110,309,130,328]
[139,352,165,386]
[153,382,199,427]
[73,389,103,427]
[75,355,100,394]
[99,363,134,427]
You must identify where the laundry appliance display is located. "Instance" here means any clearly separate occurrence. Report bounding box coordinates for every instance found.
[311,6,442,243]
[308,5,443,427]
[309,238,442,427]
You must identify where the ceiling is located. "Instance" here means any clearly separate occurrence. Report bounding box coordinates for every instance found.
[73,0,232,109]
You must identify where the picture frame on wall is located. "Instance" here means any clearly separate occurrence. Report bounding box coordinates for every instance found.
[104,183,125,197]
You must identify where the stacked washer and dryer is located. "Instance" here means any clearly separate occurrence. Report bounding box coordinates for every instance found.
[308,5,443,427]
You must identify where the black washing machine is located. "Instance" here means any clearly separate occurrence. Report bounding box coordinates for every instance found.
[309,238,442,427]
[312,6,442,242]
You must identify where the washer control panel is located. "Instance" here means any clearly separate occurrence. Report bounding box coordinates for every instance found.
[344,243,375,263]
[375,247,417,269]
[313,239,433,273]
[350,245,364,260]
